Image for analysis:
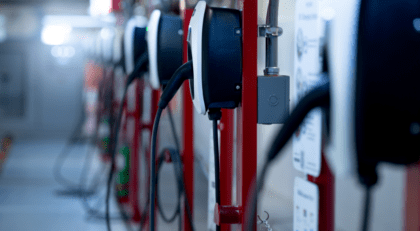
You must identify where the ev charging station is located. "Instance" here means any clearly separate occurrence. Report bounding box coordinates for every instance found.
[85,1,420,231]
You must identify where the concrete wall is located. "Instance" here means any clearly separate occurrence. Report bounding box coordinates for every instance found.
[0,40,85,139]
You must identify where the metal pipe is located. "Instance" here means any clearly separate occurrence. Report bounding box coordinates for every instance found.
[264,0,280,76]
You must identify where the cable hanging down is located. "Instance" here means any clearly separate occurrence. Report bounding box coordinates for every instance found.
[105,52,149,231]
[150,61,193,231]
[156,106,182,226]
[53,102,92,195]
[245,81,330,231]
[361,185,373,231]
[208,109,222,231]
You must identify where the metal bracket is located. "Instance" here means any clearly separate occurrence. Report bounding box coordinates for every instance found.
[259,25,283,37]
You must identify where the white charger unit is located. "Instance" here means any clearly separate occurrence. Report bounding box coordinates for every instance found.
[328,0,420,185]
[326,0,360,177]
[95,32,102,62]
[147,10,183,89]
[124,16,148,74]
[113,29,124,66]
[100,27,116,64]
[188,1,243,115]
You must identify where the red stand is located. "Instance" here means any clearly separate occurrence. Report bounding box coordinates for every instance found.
[112,0,122,12]
[235,0,258,229]
[130,79,144,222]
[219,109,235,231]
[113,76,158,230]
[307,154,335,231]
[405,162,420,231]
[116,78,130,205]
[129,79,160,228]
[182,9,194,231]
[101,66,115,162]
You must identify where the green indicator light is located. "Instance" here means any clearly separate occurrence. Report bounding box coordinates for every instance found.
[146,27,148,31]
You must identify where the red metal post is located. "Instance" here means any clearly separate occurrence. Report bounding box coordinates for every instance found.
[182,9,194,231]
[106,67,115,162]
[116,74,130,204]
[151,88,160,230]
[130,79,144,222]
[235,0,258,229]
[219,109,234,231]
[405,162,420,231]
[307,154,335,231]
[112,0,122,12]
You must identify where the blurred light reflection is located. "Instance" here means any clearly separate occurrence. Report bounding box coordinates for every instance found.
[41,25,72,45]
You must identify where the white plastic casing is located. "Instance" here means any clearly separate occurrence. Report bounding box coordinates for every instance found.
[100,27,115,63]
[95,33,102,60]
[147,10,161,89]
[113,29,123,64]
[326,0,360,177]
[124,16,148,74]
[188,1,207,114]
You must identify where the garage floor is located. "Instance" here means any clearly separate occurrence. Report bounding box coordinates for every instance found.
[0,138,294,231]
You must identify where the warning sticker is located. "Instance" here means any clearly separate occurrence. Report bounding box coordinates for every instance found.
[293,0,325,177]
[293,177,319,231]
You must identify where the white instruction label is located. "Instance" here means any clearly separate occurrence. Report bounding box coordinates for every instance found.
[293,177,319,231]
[293,0,324,177]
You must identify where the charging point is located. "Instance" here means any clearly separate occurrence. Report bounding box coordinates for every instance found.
[188,1,243,114]
[147,9,183,89]
[124,16,147,75]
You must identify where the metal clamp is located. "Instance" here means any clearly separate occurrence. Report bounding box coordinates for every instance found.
[259,25,283,37]
[264,67,280,76]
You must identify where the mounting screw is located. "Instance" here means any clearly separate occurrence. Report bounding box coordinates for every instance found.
[235,28,241,35]
[235,84,241,90]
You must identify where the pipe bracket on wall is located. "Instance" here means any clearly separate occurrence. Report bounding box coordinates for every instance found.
[258,25,283,37]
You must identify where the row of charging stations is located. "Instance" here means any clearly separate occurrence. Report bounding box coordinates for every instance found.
[83,2,255,230]
[80,0,420,230]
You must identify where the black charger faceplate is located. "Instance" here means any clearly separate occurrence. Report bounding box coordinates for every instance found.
[157,15,183,87]
[203,7,242,109]
[189,5,243,111]
[134,27,147,65]
[117,39,126,73]
[355,0,420,172]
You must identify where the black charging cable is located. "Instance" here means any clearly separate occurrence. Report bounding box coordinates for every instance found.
[208,109,222,231]
[105,52,149,231]
[156,148,181,223]
[361,185,373,231]
[52,71,124,221]
[153,105,196,231]
[53,101,93,196]
[150,61,194,231]
[244,81,330,231]
[157,106,182,225]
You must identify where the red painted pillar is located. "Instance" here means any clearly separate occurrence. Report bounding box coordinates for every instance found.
[220,109,234,231]
[182,9,194,231]
[112,0,122,11]
[236,0,258,229]
[130,79,144,222]
[405,162,420,231]
[117,77,130,204]
[151,88,160,230]
[307,154,335,231]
